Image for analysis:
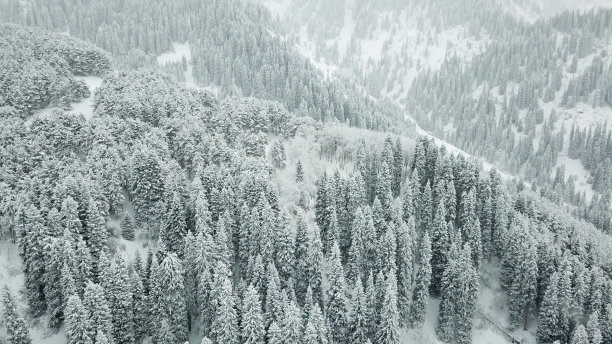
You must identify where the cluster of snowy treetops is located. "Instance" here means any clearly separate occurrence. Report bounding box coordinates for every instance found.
[0,0,408,133]
[0,24,111,116]
[2,53,612,344]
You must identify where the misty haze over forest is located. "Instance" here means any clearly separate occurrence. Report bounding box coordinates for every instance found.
[0,1,611,344]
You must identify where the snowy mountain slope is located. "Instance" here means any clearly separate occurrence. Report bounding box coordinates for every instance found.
[499,0,612,22]
[263,0,612,221]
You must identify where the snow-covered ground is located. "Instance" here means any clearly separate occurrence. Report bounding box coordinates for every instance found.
[71,76,103,119]
[157,41,222,95]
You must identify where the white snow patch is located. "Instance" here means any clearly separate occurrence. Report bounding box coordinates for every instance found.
[70,76,103,119]
[157,42,192,65]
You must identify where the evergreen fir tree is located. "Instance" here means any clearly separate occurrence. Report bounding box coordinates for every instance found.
[109,255,134,344]
[83,282,114,344]
[120,212,135,240]
[280,300,303,343]
[65,295,93,344]
[376,270,400,344]
[160,191,187,255]
[2,287,32,344]
[296,160,304,182]
[130,272,148,341]
[587,310,602,344]
[430,200,450,297]
[240,284,265,344]
[396,221,413,324]
[303,302,328,344]
[349,278,369,344]
[44,237,65,329]
[17,205,47,315]
[537,272,562,343]
[155,317,175,344]
[438,244,478,344]
[571,325,588,344]
[211,263,239,344]
[411,232,432,327]
[267,321,282,344]
[150,253,188,343]
[275,209,295,286]
[326,241,348,344]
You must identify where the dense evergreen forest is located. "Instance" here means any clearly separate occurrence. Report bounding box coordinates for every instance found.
[0,1,611,344]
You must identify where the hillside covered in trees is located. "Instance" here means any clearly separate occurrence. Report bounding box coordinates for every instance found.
[1,1,612,344]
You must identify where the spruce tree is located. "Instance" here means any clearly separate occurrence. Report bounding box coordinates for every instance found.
[275,209,295,286]
[2,287,32,344]
[411,232,432,327]
[150,252,188,343]
[160,191,187,255]
[65,295,93,344]
[376,270,400,344]
[211,263,239,344]
[17,205,47,315]
[537,272,562,343]
[267,321,282,344]
[296,160,304,182]
[109,255,134,344]
[430,200,450,297]
[587,310,602,344]
[280,300,303,343]
[83,282,114,343]
[120,212,135,240]
[130,272,148,341]
[571,325,588,344]
[303,302,328,344]
[240,285,265,344]
[325,241,348,344]
[349,278,369,344]
[396,221,413,324]
[438,244,478,344]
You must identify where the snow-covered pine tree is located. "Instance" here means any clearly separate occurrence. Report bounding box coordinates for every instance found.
[17,205,47,315]
[43,237,65,328]
[150,252,187,343]
[275,209,294,287]
[267,321,282,344]
[263,262,283,328]
[349,278,369,344]
[130,272,148,341]
[347,207,366,286]
[306,225,324,306]
[83,282,114,343]
[430,200,450,297]
[296,160,304,182]
[438,244,478,344]
[537,272,562,343]
[411,232,432,327]
[240,284,265,344]
[587,310,603,344]
[571,324,589,344]
[109,254,134,344]
[376,270,400,344]
[65,295,93,344]
[160,190,187,255]
[280,300,303,343]
[303,302,328,344]
[120,211,135,240]
[396,220,413,324]
[326,241,348,344]
[210,262,239,344]
[2,287,32,344]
